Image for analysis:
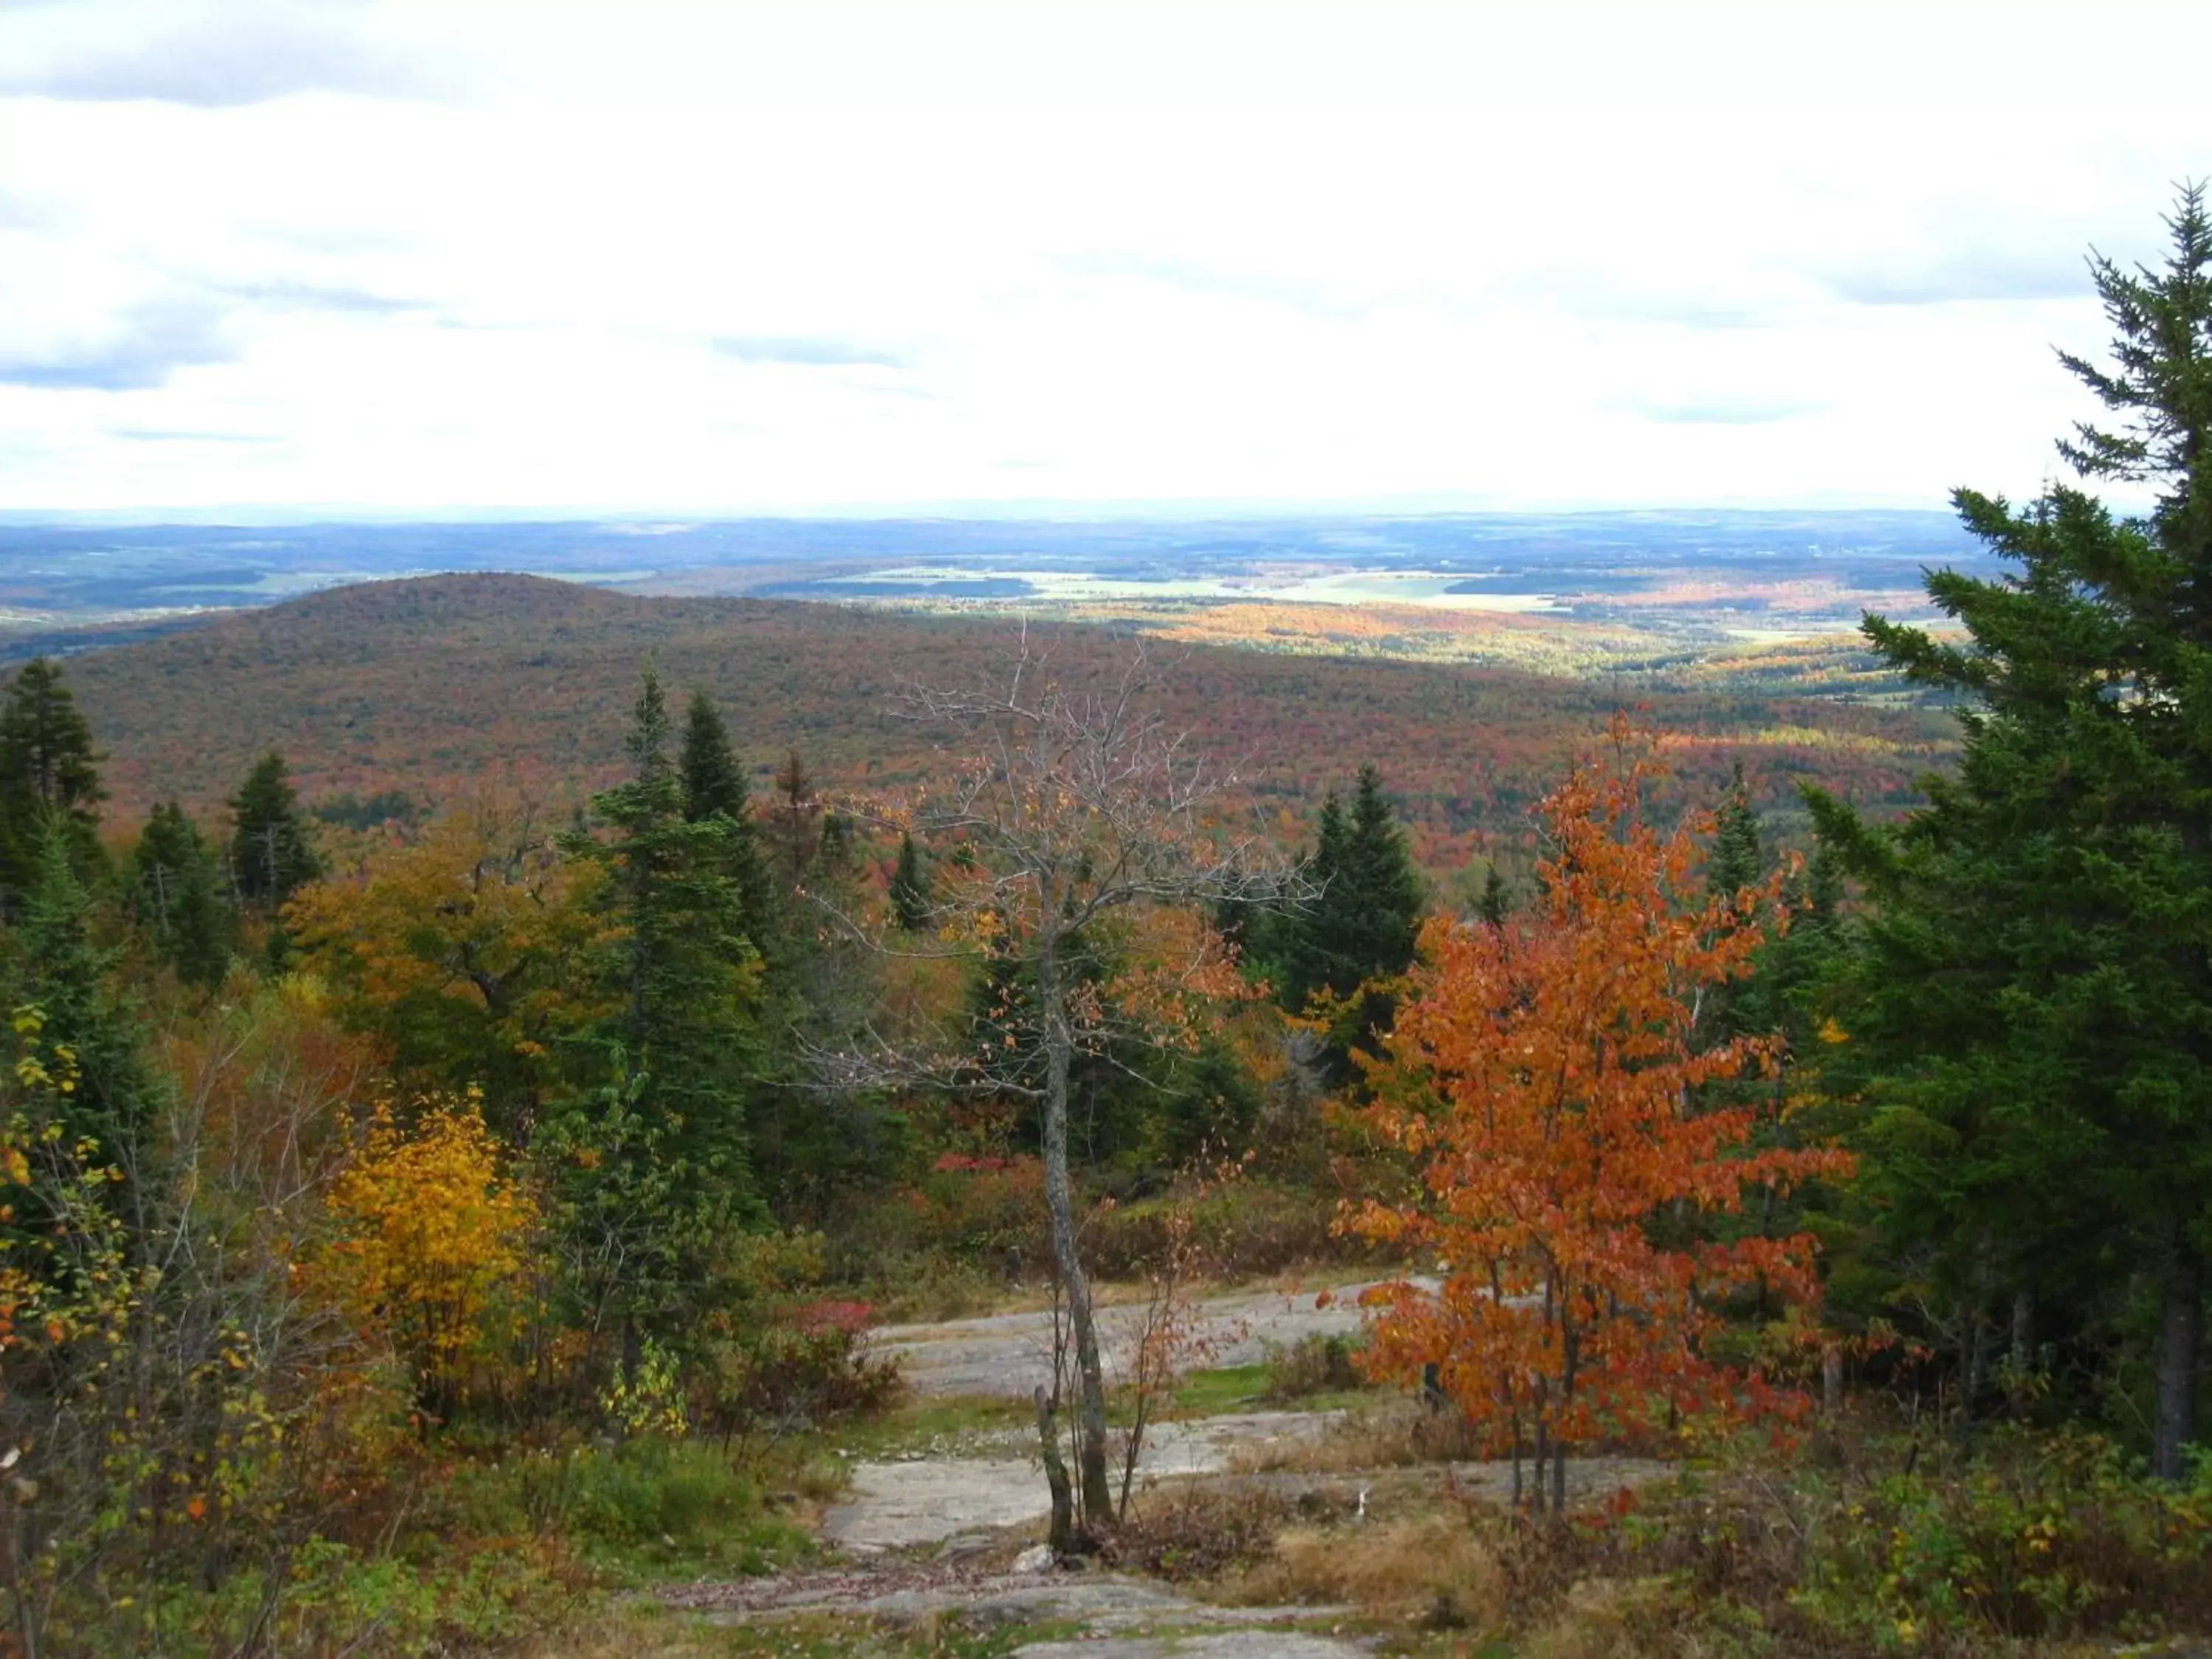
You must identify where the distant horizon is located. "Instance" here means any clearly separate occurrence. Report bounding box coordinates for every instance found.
[0,498,1989,530]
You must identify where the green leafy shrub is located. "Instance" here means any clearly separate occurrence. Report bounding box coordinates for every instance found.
[697,1298,904,1437]
[440,1439,813,1582]
[1263,1332,1366,1401]
[1491,1426,2212,1655]
[1786,1430,2212,1646]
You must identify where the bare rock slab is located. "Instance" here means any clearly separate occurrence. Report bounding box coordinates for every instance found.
[822,1412,1338,1551]
[872,1280,1431,1399]
[825,1457,1046,1551]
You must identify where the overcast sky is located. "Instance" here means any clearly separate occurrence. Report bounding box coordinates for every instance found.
[1,0,2204,517]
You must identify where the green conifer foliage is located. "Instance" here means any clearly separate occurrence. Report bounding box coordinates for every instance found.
[1344,763,1427,973]
[554,668,765,1346]
[1811,186,2212,1477]
[228,751,323,908]
[678,687,748,822]
[1276,790,1349,1015]
[1706,761,1762,905]
[130,801,235,989]
[1477,864,1512,928]
[1277,765,1426,1073]
[0,658,106,900]
[7,829,159,1157]
[889,831,931,931]
[677,687,776,941]
[1700,762,1768,1048]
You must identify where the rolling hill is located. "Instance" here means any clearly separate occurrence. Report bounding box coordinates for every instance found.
[59,572,1955,870]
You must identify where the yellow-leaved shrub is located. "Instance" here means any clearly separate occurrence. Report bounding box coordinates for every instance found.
[322,1089,537,1411]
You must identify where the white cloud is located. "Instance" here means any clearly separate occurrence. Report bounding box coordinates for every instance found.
[0,0,2205,512]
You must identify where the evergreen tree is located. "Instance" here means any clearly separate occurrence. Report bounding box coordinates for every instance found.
[1344,763,1427,970]
[1706,761,1762,905]
[1276,790,1349,1014]
[0,657,105,899]
[889,830,931,931]
[816,810,855,876]
[771,748,818,888]
[129,801,234,988]
[1278,766,1425,1072]
[1700,762,1767,1047]
[228,751,322,908]
[678,687,748,822]
[5,827,159,1158]
[554,668,764,1346]
[1810,187,2212,1477]
[1477,864,1512,928]
[677,687,776,939]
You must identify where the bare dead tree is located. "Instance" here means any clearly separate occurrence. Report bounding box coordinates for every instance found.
[810,637,1305,1536]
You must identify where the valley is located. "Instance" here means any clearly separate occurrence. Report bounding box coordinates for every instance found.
[2,509,1992,686]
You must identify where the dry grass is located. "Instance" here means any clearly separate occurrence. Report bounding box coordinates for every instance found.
[1219,1509,1504,1631]
[1227,1401,1484,1473]
[1518,1576,1680,1659]
[507,1605,725,1658]
[1103,1485,1307,1582]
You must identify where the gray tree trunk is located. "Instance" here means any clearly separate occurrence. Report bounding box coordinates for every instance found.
[2154,1234,2202,1482]
[1037,917,1113,1527]
[1034,1385,1074,1554]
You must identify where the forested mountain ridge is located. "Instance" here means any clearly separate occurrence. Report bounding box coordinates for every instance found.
[64,570,1952,867]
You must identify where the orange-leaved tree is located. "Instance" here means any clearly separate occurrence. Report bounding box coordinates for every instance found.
[321,1090,538,1415]
[1346,716,1851,1514]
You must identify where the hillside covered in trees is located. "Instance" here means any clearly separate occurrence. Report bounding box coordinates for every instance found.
[60,571,1955,880]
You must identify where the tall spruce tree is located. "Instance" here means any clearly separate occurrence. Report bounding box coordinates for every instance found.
[1707,762,1763,904]
[0,658,106,900]
[889,830,931,931]
[555,669,764,1346]
[228,751,322,908]
[1701,762,1768,1047]
[7,828,159,1159]
[678,686,776,941]
[129,801,234,989]
[1809,186,2212,1477]
[1477,863,1512,928]
[1276,788,1349,1013]
[1277,765,1425,1073]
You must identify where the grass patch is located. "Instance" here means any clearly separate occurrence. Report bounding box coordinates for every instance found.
[1172,1362,1273,1415]
[826,1393,1037,1460]
[1172,1361,1373,1417]
[430,1437,833,1587]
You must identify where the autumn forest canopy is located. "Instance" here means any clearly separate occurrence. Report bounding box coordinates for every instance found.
[1,189,2211,1658]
